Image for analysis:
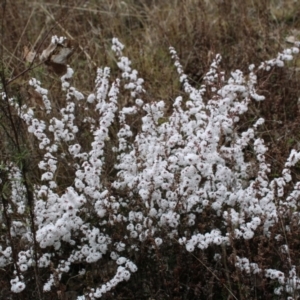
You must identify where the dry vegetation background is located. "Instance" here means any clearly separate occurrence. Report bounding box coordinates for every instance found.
[2,0,300,299]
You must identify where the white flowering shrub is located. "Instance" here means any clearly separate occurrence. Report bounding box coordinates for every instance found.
[1,36,300,299]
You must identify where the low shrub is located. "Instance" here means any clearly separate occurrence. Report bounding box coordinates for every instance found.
[1,35,300,299]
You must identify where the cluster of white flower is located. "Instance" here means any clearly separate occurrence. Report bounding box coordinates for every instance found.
[235,256,261,275]
[2,36,300,298]
[7,164,27,214]
[0,246,12,268]
[29,78,52,113]
[10,276,25,293]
